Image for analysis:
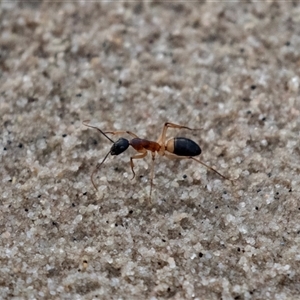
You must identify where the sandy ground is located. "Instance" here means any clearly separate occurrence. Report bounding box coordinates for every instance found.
[1,2,300,299]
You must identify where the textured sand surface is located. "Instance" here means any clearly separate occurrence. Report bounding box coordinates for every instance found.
[1,2,300,299]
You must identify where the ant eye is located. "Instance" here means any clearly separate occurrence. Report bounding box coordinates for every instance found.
[111,138,129,155]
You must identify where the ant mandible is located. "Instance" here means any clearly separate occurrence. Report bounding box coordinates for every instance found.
[83,121,230,199]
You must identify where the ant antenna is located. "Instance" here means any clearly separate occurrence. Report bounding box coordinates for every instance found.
[91,150,111,190]
[83,120,115,190]
[83,120,115,144]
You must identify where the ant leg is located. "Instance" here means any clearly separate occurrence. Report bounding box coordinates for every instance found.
[157,122,200,153]
[190,157,230,181]
[149,152,156,201]
[129,150,147,180]
[105,131,139,139]
[164,152,231,182]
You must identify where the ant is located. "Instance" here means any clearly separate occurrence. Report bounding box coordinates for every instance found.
[83,121,230,200]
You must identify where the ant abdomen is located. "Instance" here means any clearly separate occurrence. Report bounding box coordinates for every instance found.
[166,137,201,157]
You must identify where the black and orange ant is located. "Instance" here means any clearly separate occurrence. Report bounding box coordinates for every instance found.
[83,121,230,199]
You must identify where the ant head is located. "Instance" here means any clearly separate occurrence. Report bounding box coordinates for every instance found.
[110,138,130,155]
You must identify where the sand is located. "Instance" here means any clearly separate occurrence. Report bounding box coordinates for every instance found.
[1,2,300,299]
